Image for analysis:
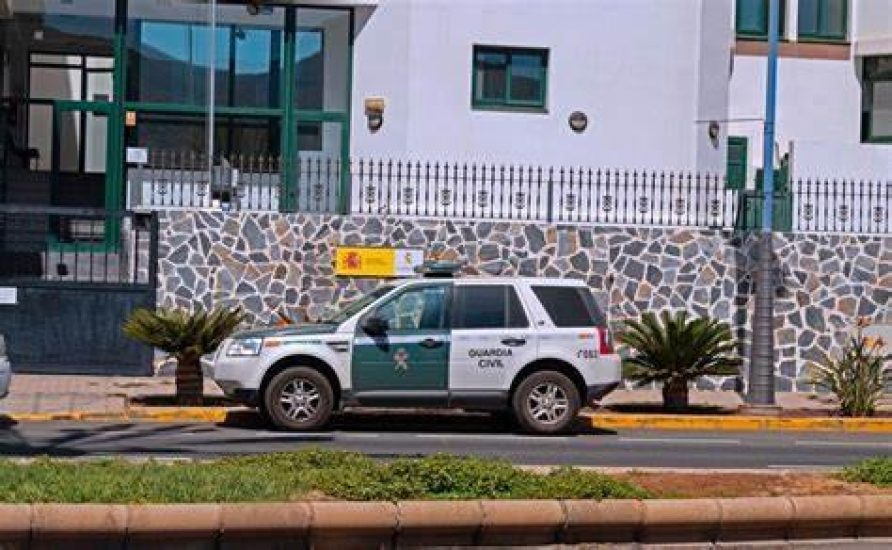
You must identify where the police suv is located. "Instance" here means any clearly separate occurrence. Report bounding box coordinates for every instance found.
[211,275,621,434]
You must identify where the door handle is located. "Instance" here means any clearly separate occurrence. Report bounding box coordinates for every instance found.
[501,337,527,347]
[419,338,444,349]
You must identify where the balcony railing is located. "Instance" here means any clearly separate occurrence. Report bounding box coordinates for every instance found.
[123,153,891,234]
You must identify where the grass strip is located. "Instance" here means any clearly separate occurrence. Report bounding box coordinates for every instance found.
[0,449,649,503]
[840,456,892,487]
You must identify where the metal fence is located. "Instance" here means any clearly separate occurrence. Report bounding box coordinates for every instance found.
[126,150,342,214]
[122,152,891,234]
[352,161,739,228]
[792,179,890,235]
[0,206,156,285]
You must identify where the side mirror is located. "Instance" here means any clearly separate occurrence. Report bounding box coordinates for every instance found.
[362,316,389,336]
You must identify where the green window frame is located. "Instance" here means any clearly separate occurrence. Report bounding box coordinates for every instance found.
[472,45,548,111]
[726,136,748,190]
[861,56,892,143]
[797,0,847,42]
[736,0,786,40]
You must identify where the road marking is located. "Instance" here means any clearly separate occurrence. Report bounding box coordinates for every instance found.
[618,437,742,445]
[794,440,892,449]
[414,433,572,441]
[338,433,381,439]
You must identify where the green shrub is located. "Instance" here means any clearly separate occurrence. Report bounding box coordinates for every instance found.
[123,306,245,404]
[0,449,649,503]
[841,457,892,487]
[618,311,741,411]
[808,318,890,417]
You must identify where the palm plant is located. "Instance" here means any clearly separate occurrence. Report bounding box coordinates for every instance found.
[123,306,246,405]
[808,318,890,417]
[618,311,742,411]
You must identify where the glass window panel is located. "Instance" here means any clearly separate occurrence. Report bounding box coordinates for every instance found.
[127,1,284,107]
[798,0,820,35]
[509,53,544,103]
[126,113,280,159]
[87,71,113,103]
[29,67,82,101]
[27,104,53,171]
[737,0,768,35]
[373,286,446,332]
[30,54,81,66]
[56,109,81,173]
[84,111,108,174]
[824,0,847,37]
[295,30,324,110]
[475,51,507,102]
[296,8,350,113]
[86,56,114,69]
[870,82,892,137]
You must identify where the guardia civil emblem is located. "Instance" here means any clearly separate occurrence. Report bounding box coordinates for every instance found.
[393,348,410,373]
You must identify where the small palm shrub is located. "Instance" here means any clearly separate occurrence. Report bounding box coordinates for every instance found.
[808,318,890,417]
[618,311,742,411]
[123,307,245,405]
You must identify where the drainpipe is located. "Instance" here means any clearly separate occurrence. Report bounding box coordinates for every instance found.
[748,0,780,407]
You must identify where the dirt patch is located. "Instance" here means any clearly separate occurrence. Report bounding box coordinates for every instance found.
[616,471,891,499]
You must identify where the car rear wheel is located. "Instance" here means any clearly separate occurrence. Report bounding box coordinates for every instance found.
[512,371,580,434]
[263,366,334,431]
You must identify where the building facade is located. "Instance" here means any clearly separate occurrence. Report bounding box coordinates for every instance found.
[0,0,888,214]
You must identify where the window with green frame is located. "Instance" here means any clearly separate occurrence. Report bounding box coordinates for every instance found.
[472,46,548,111]
[798,0,847,41]
[862,56,892,143]
[726,136,748,189]
[736,0,786,39]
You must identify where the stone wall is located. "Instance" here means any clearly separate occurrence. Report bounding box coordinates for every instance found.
[157,211,890,389]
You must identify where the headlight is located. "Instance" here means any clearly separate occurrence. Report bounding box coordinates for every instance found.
[226,337,264,357]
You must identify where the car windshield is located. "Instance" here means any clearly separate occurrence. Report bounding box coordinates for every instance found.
[322,285,396,324]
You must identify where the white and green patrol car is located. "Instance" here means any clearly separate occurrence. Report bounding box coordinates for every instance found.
[211,277,620,434]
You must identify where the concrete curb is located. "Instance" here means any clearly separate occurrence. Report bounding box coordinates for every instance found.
[589,412,892,432]
[0,496,888,546]
[7,408,892,433]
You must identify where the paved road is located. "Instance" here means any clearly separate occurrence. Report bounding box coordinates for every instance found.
[0,412,889,468]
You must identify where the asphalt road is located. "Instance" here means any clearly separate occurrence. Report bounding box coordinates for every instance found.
[0,411,889,468]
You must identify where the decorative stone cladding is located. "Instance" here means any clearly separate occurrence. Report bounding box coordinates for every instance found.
[158,211,890,390]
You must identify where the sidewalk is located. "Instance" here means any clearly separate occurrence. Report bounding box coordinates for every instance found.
[2,374,888,417]
[1,374,223,416]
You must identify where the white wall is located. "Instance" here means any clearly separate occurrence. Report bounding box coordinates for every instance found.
[728,55,868,183]
[351,0,731,172]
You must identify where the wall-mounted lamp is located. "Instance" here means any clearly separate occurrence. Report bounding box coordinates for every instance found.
[365,97,385,132]
[568,111,588,133]
[708,120,721,148]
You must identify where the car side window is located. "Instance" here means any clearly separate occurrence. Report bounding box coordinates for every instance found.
[453,285,528,329]
[370,285,448,332]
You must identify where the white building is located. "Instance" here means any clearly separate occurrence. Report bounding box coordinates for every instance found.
[0,0,888,215]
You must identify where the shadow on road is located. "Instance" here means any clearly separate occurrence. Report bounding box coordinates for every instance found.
[222,408,616,437]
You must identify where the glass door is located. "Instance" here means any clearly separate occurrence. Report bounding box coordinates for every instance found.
[50,100,116,249]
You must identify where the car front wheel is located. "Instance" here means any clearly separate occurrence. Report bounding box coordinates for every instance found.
[512,371,580,434]
[263,366,334,431]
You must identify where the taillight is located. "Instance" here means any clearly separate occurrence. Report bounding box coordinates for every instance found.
[598,327,614,355]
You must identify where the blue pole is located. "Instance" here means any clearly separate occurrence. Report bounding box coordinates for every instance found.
[748,0,780,407]
[762,0,779,230]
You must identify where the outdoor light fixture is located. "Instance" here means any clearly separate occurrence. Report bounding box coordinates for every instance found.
[365,97,385,132]
[568,111,588,133]
[708,120,721,147]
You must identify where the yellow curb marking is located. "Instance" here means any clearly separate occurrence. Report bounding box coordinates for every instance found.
[590,413,892,433]
[7,410,892,433]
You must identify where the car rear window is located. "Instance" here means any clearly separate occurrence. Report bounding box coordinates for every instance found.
[453,285,528,329]
[532,286,606,327]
